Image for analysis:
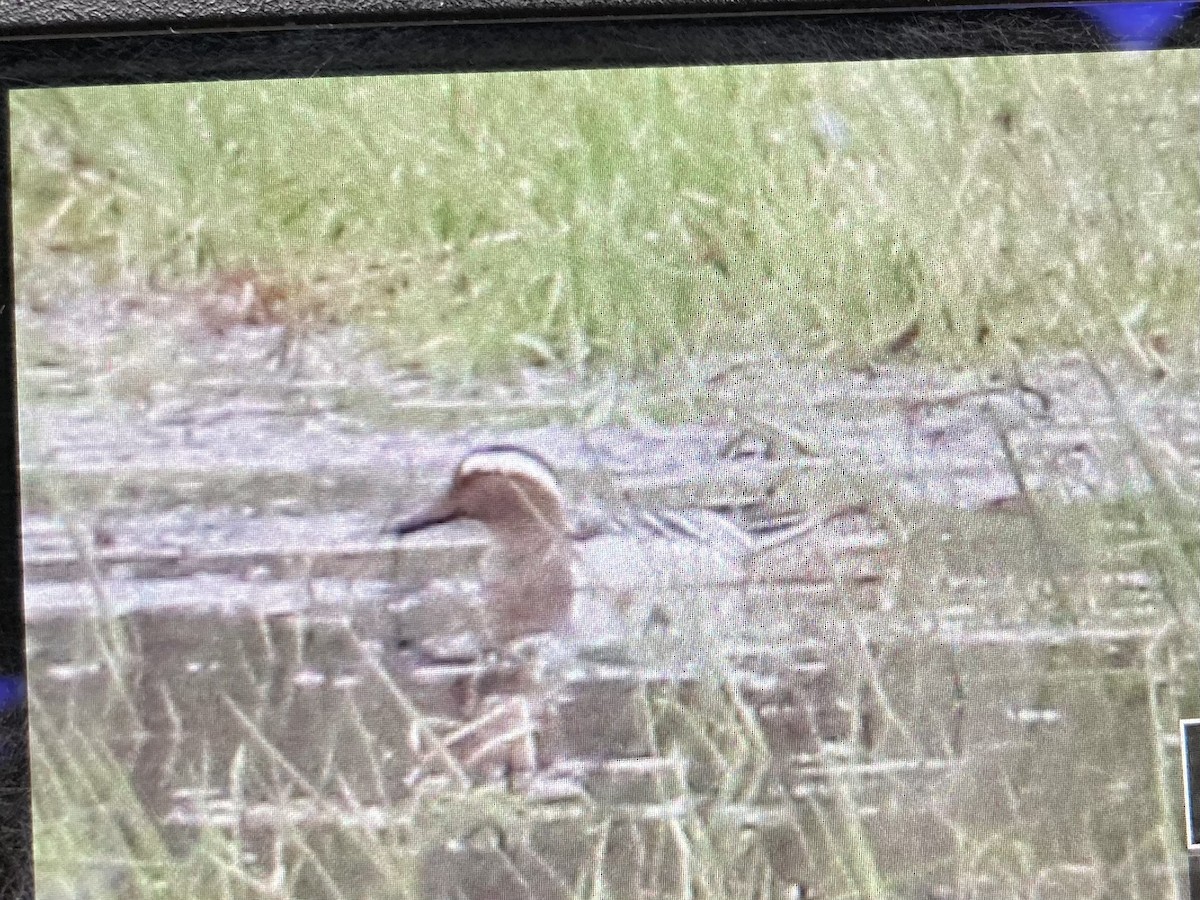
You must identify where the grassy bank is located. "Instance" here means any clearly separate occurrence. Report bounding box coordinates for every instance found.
[10,51,1199,375]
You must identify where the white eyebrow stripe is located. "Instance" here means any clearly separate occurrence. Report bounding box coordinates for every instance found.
[459,449,564,501]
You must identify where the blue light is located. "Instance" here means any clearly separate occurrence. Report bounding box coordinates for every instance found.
[1081,2,1195,49]
[0,675,25,714]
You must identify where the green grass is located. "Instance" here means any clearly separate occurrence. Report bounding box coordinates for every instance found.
[28,679,812,900]
[10,50,1199,375]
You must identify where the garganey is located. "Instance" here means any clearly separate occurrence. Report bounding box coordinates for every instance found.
[387,444,879,785]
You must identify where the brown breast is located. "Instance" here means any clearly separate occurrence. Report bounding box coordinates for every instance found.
[478,538,575,645]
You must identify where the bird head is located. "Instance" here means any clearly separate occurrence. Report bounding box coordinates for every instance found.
[390,445,569,541]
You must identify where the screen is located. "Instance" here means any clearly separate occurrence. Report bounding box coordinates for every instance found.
[10,50,1200,899]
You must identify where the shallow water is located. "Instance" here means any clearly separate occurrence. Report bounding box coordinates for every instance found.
[18,306,1200,899]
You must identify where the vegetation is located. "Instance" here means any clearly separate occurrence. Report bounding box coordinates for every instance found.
[12,44,1200,900]
[10,50,1198,375]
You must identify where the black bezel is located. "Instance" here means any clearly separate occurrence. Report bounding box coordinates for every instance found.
[2,3,1198,897]
[0,0,1180,41]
